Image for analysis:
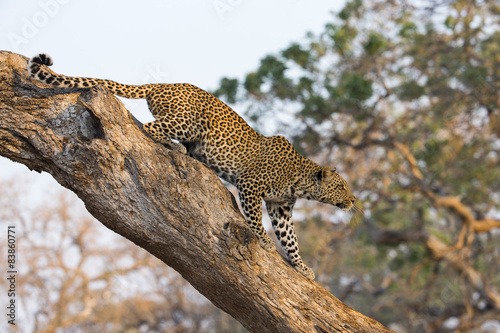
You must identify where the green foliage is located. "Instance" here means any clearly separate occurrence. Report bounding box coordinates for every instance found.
[444,15,458,30]
[212,77,239,104]
[363,32,386,55]
[241,55,296,100]
[399,21,418,38]
[282,43,311,68]
[326,23,358,54]
[243,72,263,97]
[336,72,373,102]
[394,80,425,101]
[258,55,287,81]
[338,0,363,20]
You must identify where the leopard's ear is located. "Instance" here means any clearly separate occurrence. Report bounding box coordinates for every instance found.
[317,166,335,183]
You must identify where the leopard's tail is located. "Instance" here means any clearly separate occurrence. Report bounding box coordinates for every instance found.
[28,53,154,99]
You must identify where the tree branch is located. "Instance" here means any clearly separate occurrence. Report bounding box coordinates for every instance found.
[425,234,500,309]
[0,51,394,333]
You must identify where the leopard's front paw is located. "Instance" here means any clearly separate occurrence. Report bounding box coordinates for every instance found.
[258,236,276,252]
[164,140,187,154]
[295,263,315,280]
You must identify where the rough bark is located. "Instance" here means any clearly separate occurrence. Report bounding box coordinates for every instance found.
[0,51,394,333]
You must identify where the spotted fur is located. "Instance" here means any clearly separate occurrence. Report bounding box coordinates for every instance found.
[28,54,356,280]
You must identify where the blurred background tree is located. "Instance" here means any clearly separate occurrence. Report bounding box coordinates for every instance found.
[214,0,500,332]
[0,179,247,333]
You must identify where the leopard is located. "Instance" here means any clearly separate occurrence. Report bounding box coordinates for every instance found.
[28,53,357,280]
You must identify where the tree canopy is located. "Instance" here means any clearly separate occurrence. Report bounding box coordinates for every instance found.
[214,0,500,331]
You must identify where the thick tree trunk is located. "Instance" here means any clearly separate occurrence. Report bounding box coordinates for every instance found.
[0,51,394,333]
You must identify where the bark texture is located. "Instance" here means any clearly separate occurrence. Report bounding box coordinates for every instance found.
[0,51,394,333]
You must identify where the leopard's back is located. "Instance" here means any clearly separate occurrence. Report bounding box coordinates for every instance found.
[145,83,263,183]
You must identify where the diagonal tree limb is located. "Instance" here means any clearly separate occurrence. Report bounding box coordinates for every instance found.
[0,51,394,333]
[389,142,500,309]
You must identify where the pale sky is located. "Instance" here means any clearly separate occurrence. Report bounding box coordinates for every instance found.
[0,0,345,189]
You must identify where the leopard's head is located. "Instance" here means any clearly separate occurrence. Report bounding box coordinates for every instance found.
[314,167,356,211]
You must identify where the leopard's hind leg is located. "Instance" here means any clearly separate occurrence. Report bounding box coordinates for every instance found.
[143,112,199,154]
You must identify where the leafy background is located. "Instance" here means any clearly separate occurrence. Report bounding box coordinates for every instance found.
[214,1,500,331]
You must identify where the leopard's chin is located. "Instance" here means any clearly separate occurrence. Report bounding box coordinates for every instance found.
[336,202,353,212]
